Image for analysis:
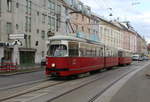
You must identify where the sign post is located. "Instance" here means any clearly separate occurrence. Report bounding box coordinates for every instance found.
[8,34,27,65]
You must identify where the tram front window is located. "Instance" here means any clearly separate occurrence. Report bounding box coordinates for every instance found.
[49,45,67,57]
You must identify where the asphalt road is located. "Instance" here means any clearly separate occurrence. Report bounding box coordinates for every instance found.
[110,62,150,102]
[0,70,46,89]
[3,61,147,102]
[0,61,148,102]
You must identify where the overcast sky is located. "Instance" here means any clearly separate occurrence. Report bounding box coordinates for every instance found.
[80,0,150,43]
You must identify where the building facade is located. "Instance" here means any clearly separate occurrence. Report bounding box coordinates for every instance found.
[0,0,147,65]
[0,0,63,65]
[0,0,99,65]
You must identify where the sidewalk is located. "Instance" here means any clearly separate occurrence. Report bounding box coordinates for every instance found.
[110,62,150,102]
[0,65,44,76]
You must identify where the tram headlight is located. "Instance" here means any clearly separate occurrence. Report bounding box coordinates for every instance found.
[51,63,56,68]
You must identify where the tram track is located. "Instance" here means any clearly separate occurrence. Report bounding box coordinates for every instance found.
[88,68,137,102]
[0,67,128,102]
[46,67,138,102]
[0,79,67,102]
[0,79,47,91]
[1,61,147,102]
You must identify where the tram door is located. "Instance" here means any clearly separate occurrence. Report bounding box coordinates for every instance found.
[118,51,123,57]
[68,42,79,69]
[68,42,79,57]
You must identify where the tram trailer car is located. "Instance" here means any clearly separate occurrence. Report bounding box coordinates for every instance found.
[118,51,132,65]
[45,35,132,77]
[104,46,119,68]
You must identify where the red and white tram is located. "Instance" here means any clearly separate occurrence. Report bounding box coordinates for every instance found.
[118,50,132,65]
[104,46,118,68]
[45,35,132,77]
[46,35,105,77]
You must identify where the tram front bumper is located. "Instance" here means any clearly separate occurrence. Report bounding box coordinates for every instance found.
[47,68,69,71]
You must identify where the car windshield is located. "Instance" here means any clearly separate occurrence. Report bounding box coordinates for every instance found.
[48,45,67,57]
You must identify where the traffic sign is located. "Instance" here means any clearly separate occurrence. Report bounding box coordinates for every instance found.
[9,34,27,40]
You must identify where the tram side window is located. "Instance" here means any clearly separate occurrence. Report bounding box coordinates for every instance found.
[92,48,95,57]
[96,48,99,57]
[86,48,91,57]
[118,51,122,57]
[49,45,67,57]
[99,49,101,57]
[69,42,79,57]
[101,48,104,57]
[79,48,84,56]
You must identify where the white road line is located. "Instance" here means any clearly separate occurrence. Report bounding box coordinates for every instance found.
[94,62,150,102]
[0,79,46,91]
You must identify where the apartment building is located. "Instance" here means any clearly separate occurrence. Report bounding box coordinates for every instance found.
[136,34,147,55]
[0,0,99,65]
[62,0,99,41]
[0,0,63,65]
[98,18,139,53]
[0,0,147,65]
[99,19,123,49]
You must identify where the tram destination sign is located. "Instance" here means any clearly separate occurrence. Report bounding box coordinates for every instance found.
[9,34,27,40]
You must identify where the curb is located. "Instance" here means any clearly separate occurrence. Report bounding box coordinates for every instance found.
[94,62,150,102]
[0,68,44,76]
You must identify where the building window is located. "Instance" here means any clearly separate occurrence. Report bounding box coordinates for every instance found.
[25,16,28,32]
[93,29,96,34]
[48,0,55,10]
[42,14,46,24]
[29,17,31,32]
[76,14,78,20]
[82,26,84,32]
[25,16,31,32]
[25,0,32,32]
[26,0,28,13]
[42,51,45,57]
[51,2,55,10]
[48,16,51,26]
[35,41,39,46]
[29,1,32,14]
[37,29,39,34]
[56,17,60,32]
[88,28,90,34]
[25,0,32,14]
[16,24,19,30]
[87,18,90,23]
[51,17,55,31]
[7,0,12,12]
[48,0,51,9]
[82,15,84,21]
[37,11,39,16]
[57,5,61,14]
[6,22,12,35]
[65,7,68,15]
[41,30,45,39]
[16,2,19,8]
[43,0,46,7]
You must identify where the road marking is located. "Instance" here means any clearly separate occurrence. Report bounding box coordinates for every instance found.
[94,62,150,102]
[9,93,48,102]
[0,79,46,91]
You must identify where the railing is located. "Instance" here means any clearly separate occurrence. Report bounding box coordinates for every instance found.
[0,63,17,72]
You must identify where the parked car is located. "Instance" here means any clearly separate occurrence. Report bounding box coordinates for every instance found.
[143,56,149,60]
[132,55,143,61]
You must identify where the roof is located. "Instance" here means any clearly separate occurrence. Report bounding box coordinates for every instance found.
[48,35,104,45]
[48,35,86,42]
